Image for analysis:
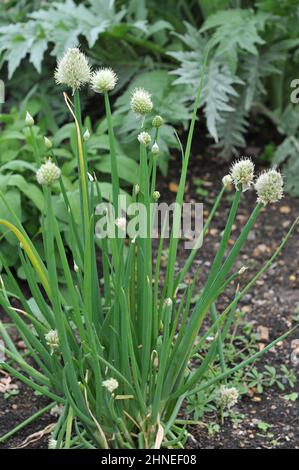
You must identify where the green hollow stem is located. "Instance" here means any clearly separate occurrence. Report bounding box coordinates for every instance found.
[104,92,120,215]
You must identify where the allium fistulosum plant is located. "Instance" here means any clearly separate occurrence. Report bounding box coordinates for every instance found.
[0,48,297,449]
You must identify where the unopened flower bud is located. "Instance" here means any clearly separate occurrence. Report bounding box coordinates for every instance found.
[135,183,140,195]
[255,169,283,205]
[91,68,118,93]
[230,158,254,192]
[153,191,160,201]
[36,159,61,186]
[44,136,53,149]
[151,142,159,155]
[138,131,151,146]
[131,88,153,116]
[45,329,59,355]
[165,298,173,307]
[83,129,90,141]
[152,115,163,128]
[25,111,34,127]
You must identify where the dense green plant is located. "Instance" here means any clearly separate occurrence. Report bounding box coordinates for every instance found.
[0,48,297,449]
[0,94,139,273]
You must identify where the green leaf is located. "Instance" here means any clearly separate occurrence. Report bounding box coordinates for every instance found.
[200,9,268,72]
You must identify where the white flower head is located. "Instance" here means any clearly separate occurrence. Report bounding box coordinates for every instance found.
[91,68,118,94]
[222,174,233,189]
[152,115,163,128]
[151,142,159,155]
[255,169,284,205]
[218,385,238,409]
[83,129,90,141]
[115,217,126,232]
[138,131,151,146]
[152,190,160,202]
[44,136,53,149]
[25,111,34,127]
[102,377,119,393]
[230,158,254,192]
[36,159,61,186]
[131,88,153,116]
[48,438,57,449]
[45,329,59,355]
[54,47,91,93]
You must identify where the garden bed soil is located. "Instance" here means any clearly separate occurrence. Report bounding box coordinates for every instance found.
[0,149,298,449]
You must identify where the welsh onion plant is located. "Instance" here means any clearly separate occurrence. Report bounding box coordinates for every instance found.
[0,47,298,449]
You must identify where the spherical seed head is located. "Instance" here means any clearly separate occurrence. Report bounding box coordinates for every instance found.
[153,191,160,202]
[222,174,233,189]
[102,377,119,393]
[36,159,61,186]
[230,158,254,191]
[90,67,118,93]
[54,48,91,92]
[255,169,284,205]
[131,88,153,116]
[45,329,59,355]
[138,131,151,146]
[25,111,34,127]
[218,385,238,409]
[151,142,160,155]
[152,115,163,128]
[44,136,52,149]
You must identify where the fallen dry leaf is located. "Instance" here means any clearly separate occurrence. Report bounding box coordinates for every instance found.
[279,206,291,214]
[256,325,269,342]
[168,182,179,193]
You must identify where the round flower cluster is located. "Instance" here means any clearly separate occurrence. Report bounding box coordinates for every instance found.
[230,158,254,192]
[217,385,238,410]
[131,88,153,116]
[222,174,233,189]
[138,131,151,146]
[152,190,160,201]
[45,329,59,355]
[102,377,119,393]
[48,438,57,450]
[36,159,61,186]
[91,68,118,94]
[152,115,163,128]
[54,48,91,93]
[255,169,283,205]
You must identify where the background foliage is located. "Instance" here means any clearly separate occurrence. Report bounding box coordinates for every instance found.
[0,0,299,271]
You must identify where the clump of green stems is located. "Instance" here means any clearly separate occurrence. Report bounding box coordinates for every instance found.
[0,61,297,449]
